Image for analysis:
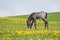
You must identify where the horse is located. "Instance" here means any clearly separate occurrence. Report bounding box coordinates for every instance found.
[27,11,48,29]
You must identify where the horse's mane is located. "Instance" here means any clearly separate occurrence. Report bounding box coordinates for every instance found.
[28,13,35,21]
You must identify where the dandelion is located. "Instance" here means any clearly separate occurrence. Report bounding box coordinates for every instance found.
[44,30,48,34]
[40,30,44,35]
[7,38,10,40]
[48,38,53,40]
[30,38,32,40]
[2,38,5,40]
[27,31,32,35]
[44,38,46,40]
[53,30,59,36]
[38,38,40,40]
[16,31,23,35]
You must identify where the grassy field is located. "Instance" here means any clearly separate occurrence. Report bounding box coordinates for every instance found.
[0,12,60,40]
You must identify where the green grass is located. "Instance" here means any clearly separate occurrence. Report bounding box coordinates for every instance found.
[0,12,60,40]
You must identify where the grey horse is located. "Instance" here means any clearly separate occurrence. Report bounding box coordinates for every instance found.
[27,11,48,29]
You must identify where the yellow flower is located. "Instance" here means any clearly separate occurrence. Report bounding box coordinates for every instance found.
[38,38,40,40]
[16,31,23,35]
[7,38,10,40]
[40,30,44,34]
[44,30,48,34]
[44,38,46,40]
[30,38,32,40]
[53,30,59,36]
[48,38,53,40]
[2,38,5,40]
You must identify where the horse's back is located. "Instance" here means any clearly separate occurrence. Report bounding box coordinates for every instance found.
[28,11,47,19]
[33,11,46,18]
[39,11,46,18]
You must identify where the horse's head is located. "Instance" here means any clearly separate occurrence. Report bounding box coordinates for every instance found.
[27,20,31,28]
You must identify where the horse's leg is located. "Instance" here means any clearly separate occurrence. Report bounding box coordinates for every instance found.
[33,19,36,29]
[42,18,48,29]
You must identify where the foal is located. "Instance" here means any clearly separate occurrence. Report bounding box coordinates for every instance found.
[27,11,48,29]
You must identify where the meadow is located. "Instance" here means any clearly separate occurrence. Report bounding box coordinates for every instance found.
[0,12,60,40]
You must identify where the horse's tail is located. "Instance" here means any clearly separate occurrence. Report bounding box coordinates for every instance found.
[45,12,47,19]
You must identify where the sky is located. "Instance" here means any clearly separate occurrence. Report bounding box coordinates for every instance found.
[0,0,60,16]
